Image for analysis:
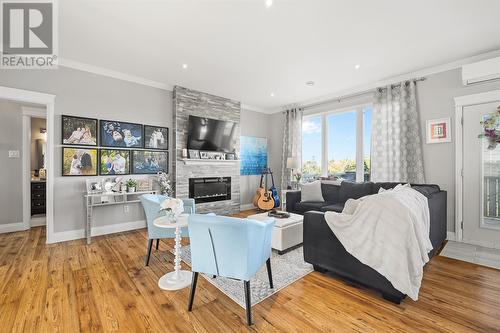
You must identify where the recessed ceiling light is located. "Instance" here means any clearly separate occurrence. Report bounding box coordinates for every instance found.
[265,0,273,8]
[354,64,361,69]
[182,64,188,69]
[306,81,315,86]
[270,92,275,97]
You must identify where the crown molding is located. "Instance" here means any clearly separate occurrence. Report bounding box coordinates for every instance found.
[59,58,173,91]
[269,48,500,114]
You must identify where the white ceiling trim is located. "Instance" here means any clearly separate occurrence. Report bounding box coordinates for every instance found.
[277,48,500,114]
[59,58,173,91]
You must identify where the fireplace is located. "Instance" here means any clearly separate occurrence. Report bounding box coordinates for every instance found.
[189,177,231,203]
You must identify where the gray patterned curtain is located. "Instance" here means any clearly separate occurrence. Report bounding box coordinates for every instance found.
[281,108,303,191]
[371,81,425,183]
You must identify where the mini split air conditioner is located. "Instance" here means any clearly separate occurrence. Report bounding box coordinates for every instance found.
[462,56,500,85]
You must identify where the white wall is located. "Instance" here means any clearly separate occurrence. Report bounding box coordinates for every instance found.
[0,100,24,224]
[0,67,172,233]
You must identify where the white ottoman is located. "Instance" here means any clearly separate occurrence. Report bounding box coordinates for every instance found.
[247,212,304,254]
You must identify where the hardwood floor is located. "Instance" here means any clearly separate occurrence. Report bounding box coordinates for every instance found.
[1,211,500,332]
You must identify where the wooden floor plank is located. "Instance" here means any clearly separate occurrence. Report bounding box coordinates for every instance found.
[0,210,499,333]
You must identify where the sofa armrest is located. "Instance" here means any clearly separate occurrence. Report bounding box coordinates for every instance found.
[285,191,301,212]
[428,190,447,256]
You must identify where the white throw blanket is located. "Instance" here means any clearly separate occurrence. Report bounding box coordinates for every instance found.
[324,186,432,300]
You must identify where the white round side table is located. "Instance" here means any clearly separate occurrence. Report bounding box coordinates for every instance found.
[153,213,192,290]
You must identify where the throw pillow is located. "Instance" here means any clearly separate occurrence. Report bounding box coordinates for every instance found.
[300,180,324,202]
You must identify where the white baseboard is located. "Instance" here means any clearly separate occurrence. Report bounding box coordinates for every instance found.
[447,231,456,241]
[51,220,146,243]
[30,216,46,227]
[0,221,28,234]
[240,203,255,211]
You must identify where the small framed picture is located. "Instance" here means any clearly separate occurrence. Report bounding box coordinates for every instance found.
[426,118,451,144]
[62,147,98,176]
[100,120,143,148]
[226,153,236,160]
[188,149,200,159]
[132,150,168,174]
[144,125,168,150]
[85,179,103,193]
[62,115,98,146]
[199,151,208,159]
[99,149,131,175]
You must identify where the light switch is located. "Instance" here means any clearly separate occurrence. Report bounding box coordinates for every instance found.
[8,150,20,158]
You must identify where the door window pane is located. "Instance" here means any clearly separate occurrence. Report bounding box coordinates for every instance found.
[327,111,356,181]
[363,107,373,181]
[302,115,322,182]
[483,129,500,226]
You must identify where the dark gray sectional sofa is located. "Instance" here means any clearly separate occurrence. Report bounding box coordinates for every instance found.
[286,181,447,303]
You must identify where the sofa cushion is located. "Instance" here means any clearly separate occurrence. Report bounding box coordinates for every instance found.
[373,182,441,197]
[294,201,328,214]
[320,203,344,213]
[301,180,324,202]
[321,183,340,203]
[339,181,373,203]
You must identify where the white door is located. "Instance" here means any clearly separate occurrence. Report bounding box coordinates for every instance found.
[462,101,500,248]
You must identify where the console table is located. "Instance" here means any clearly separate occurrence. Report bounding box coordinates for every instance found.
[84,190,156,244]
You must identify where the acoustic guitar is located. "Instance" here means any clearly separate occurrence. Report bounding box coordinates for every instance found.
[268,168,280,208]
[254,170,275,210]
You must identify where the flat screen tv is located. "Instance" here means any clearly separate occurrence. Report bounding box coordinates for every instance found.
[187,115,237,153]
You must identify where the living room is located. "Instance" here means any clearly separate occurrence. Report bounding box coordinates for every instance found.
[0,1,500,332]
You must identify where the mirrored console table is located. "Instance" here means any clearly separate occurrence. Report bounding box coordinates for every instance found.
[84,190,156,244]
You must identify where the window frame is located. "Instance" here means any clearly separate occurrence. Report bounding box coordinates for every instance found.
[302,103,372,182]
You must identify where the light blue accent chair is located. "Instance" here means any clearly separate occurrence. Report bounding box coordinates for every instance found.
[140,194,195,266]
[187,214,275,326]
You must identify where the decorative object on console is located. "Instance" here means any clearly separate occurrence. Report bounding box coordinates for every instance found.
[426,118,451,144]
[99,149,130,175]
[478,105,500,150]
[286,157,301,189]
[100,120,143,148]
[240,136,268,175]
[62,147,98,176]
[62,115,98,146]
[85,179,102,193]
[157,172,173,196]
[137,178,153,192]
[132,150,168,174]
[182,148,188,158]
[144,125,168,150]
[126,179,138,193]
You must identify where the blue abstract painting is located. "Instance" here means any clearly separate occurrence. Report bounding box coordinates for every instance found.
[240,136,268,175]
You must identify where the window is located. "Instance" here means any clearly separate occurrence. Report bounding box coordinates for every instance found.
[302,104,373,182]
[302,115,322,182]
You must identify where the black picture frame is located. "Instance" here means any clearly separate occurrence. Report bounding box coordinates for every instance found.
[99,120,143,148]
[62,147,98,176]
[99,149,131,175]
[61,115,98,146]
[131,150,169,174]
[143,125,169,150]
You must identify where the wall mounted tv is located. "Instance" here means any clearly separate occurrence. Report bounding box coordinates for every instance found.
[187,115,237,153]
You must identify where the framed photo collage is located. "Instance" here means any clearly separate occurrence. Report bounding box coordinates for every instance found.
[61,115,169,176]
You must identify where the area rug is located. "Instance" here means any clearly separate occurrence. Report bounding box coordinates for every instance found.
[171,245,313,307]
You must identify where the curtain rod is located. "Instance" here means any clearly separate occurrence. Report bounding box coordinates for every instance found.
[295,77,426,111]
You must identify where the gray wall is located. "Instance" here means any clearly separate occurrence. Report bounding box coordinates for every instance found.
[0,100,23,224]
[239,109,274,207]
[417,68,500,231]
[0,67,172,233]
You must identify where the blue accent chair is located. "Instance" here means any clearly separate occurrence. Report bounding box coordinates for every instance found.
[187,214,275,326]
[140,194,195,266]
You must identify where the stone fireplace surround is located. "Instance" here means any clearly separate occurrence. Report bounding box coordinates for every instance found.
[172,86,241,215]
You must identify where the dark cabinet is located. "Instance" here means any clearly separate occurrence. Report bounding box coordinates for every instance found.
[31,182,46,215]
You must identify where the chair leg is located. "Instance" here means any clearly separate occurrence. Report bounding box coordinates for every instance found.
[266,258,273,289]
[244,280,252,326]
[156,239,160,250]
[188,272,199,311]
[145,239,153,266]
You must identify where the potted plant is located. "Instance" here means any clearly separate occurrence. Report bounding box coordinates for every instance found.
[126,179,138,193]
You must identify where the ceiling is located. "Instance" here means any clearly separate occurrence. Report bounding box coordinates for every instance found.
[60,0,500,112]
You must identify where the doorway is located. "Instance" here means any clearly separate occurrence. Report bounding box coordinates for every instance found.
[456,90,500,249]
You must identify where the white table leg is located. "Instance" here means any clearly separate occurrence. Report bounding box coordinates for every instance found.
[158,225,192,290]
